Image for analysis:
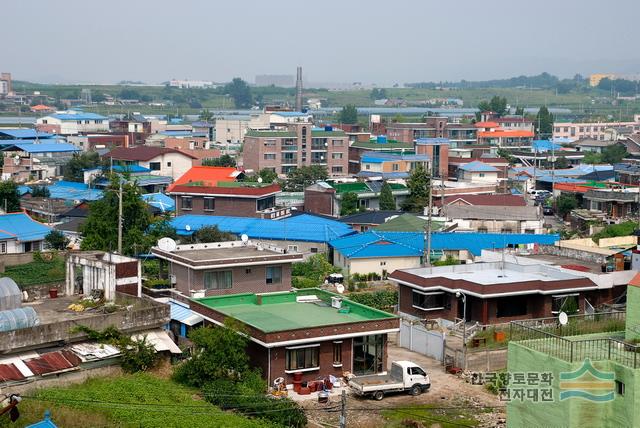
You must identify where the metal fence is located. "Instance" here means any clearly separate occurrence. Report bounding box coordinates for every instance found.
[509,311,640,368]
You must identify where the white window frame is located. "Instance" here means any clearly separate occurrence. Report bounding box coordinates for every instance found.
[412,290,446,312]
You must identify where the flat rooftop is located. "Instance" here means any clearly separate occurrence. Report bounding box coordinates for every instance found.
[194,289,395,333]
[518,253,605,274]
[399,262,583,285]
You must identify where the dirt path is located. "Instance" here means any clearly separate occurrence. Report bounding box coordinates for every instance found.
[303,339,506,428]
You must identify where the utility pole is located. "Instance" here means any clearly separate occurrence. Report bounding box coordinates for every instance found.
[117,179,123,254]
[339,389,347,428]
[424,173,433,267]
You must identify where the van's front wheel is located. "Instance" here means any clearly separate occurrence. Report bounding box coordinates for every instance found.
[373,391,384,401]
[410,384,422,396]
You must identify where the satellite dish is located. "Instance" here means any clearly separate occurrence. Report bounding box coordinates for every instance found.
[241,234,249,243]
[336,284,345,294]
[558,311,568,326]
[257,177,263,183]
[157,237,177,252]
[185,224,191,231]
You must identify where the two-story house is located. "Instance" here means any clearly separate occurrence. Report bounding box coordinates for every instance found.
[104,146,197,182]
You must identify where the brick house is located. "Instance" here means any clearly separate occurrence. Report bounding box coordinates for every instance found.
[188,289,399,385]
[390,262,625,325]
[151,241,303,298]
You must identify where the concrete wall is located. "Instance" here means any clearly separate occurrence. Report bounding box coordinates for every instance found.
[538,244,608,265]
[0,251,34,266]
[335,252,421,276]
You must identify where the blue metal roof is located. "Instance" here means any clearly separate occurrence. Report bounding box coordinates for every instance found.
[159,130,208,138]
[26,411,58,428]
[415,137,451,145]
[273,111,308,117]
[47,181,103,201]
[459,161,499,172]
[532,140,562,153]
[0,129,56,139]
[17,185,30,196]
[361,156,386,164]
[170,214,356,243]
[50,112,107,121]
[6,143,80,153]
[356,171,410,179]
[170,301,204,326]
[142,193,175,212]
[0,213,53,242]
[361,152,429,163]
[330,231,559,259]
[108,165,151,173]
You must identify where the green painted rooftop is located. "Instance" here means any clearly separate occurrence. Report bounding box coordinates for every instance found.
[194,289,396,333]
[311,130,346,137]
[245,130,297,138]
[332,182,408,195]
[352,140,414,150]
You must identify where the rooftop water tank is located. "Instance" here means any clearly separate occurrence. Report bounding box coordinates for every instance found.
[0,277,22,311]
[0,307,39,332]
[377,135,388,144]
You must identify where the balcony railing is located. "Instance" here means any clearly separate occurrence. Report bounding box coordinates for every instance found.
[509,311,640,368]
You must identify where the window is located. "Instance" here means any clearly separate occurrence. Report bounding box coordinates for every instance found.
[203,270,232,290]
[264,153,276,160]
[266,266,282,284]
[287,245,299,253]
[42,120,48,124]
[0,241,6,253]
[524,229,535,234]
[501,228,513,234]
[497,296,528,317]
[167,161,172,167]
[333,342,342,366]
[479,173,485,177]
[365,164,371,170]
[149,162,161,171]
[412,291,449,311]
[204,197,215,211]
[264,139,276,147]
[285,345,319,371]
[332,152,343,159]
[616,380,625,396]
[478,227,488,233]
[392,163,400,171]
[257,196,275,212]
[310,247,319,253]
[409,367,427,376]
[181,197,192,210]
[332,139,344,147]
[353,335,383,375]
[552,294,579,314]
[331,166,343,173]
[380,261,386,266]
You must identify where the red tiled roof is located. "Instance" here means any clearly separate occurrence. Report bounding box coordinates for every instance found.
[169,183,281,197]
[474,121,500,128]
[0,363,25,381]
[105,146,197,161]
[435,194,527,207]
[168,166,238,191]
[495,117,534,124]
[478,130,534,138]
[630,272,640,288]
[24,351,80,375]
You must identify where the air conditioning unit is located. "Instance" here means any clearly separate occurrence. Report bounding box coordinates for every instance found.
[191,290,205,298]
[331,297,343,309]
[169,275,177,285]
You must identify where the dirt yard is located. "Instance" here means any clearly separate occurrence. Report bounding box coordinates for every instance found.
[302,336,506,428]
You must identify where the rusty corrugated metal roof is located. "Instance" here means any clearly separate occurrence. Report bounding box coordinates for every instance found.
[24,351,79,375]
[0,363,25,381]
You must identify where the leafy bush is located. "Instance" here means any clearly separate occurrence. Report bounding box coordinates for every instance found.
[291,276,319,289]
[348,290,398,312]
[291,254,340,289]
[142,259,160,279]
[204,375,307,428]
[144,278,171,289]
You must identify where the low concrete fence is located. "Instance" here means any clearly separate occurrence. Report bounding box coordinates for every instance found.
[0,294,170,354]
[0,252,35,269]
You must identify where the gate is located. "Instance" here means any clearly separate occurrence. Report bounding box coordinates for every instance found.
[398,318,445,361]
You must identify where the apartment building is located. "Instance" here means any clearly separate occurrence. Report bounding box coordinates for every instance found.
[553,115,640,142]
[36,111,110,135]
[386,117,477,146]
[243,124,349,176]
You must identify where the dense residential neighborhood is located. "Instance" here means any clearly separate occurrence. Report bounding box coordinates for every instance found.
[1,2,640,427]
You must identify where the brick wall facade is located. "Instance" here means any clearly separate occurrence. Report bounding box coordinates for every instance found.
[174,194,260,217]
[171,263,292,296]
[304,189,336,217]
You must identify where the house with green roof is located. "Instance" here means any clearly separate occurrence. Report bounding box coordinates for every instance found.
[189,288,399,385]
[304,180,410,217]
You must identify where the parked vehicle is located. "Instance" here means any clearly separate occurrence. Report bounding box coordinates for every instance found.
[348,360,430,400]
[543,206,554,216]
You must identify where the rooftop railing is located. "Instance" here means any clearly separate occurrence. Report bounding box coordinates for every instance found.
[510,311,640,368]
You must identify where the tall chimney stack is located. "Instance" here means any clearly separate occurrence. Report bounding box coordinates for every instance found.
[295,66,303,112]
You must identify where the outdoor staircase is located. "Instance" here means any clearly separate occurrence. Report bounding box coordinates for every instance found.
[448,318,480,339]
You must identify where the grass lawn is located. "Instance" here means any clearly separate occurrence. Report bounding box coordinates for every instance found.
[382,404,483,428]
[2,373,273,428]
[3,257,65,287]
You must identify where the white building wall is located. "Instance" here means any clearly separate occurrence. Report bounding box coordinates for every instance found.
[139,153,194,181]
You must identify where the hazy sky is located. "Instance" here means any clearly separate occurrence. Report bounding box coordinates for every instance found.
[2,0,639,85]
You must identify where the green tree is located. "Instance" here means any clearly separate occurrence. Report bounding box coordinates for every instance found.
[199,109,213,122]
[201,154,236,167]
[80,175,153,255]
[402,164,430,213]
[583,151,602,164]
[173,320,250,388]
[370,88,387,100]
[340,192,359,216]
[45,230,69,250]
[337,104,358,124]
[514,106,525,116]
[556,194,578,218]
[64,152,104,182]
[554,156,570,169]
[258,168,278,183]
[379,181,396,210]
[0,180,21,212]
[283,165,328,191]
[30,185,50,197]
[489,96,508,116]
[223,78,252,108]
[535,106,554,138]
[183,225,235,244]
[601,144,628,164]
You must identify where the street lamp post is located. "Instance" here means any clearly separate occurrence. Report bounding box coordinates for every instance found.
[456,291,467,369]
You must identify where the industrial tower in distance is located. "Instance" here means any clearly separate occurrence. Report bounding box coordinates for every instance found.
[295,66,303,111]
